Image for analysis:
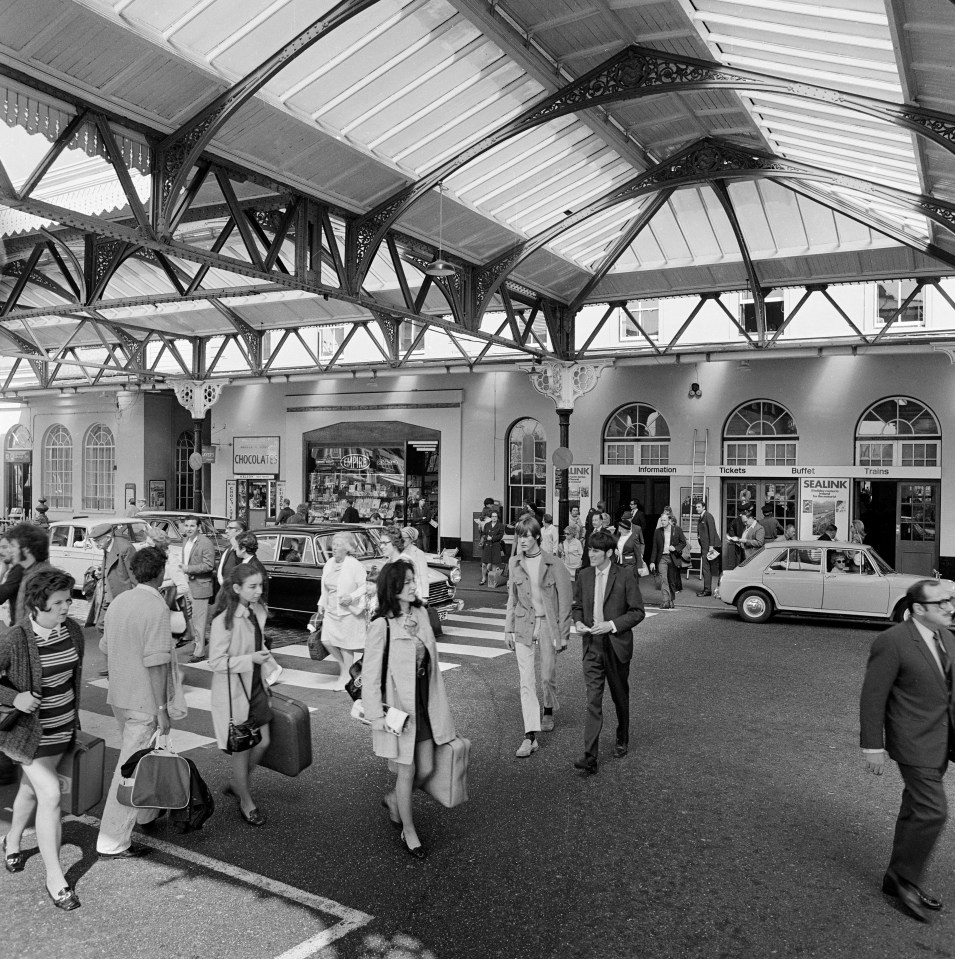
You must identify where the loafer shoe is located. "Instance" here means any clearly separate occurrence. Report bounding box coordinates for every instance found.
[573,756,598,775]
[47,885,81,911]
[515,737,539,758]
[613,742,629,759]
[697,590,712,597]
[540,715,555,732]
[883,873,941,911]
[3,835,26,873]
[240,806,266,827]
[882,873,929,921]
[98,843,152,860]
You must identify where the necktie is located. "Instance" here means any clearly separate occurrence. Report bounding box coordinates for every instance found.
[934,632,953,691]
[593,570,606,625]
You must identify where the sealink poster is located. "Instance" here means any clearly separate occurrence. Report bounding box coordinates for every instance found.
[799,478,850,539]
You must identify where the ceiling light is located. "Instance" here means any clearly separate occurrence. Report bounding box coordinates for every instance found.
[424,182,456,277]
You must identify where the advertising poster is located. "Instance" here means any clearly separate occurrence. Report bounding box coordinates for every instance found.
[799,478,850,539]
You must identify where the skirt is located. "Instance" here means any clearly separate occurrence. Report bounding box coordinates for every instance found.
[248,666,273,728]
[414,662,433,744]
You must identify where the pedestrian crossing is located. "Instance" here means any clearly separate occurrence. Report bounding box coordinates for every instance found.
[77,605,662,758]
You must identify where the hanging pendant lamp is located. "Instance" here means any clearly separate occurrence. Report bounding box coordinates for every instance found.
[424,182,455,277]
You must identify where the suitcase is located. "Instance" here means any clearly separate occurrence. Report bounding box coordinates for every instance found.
[58,731,106,815]
[260,690,312,777]
[422,736,470,808]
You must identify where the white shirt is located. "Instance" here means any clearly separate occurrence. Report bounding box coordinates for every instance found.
[183,535,197,567]
[541,525,559,555]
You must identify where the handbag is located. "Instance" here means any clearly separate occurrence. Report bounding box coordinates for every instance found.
[307,632,330,661]
[0,704,21,732]
[116,733,191,809]
[226,660,262,754]
[637,562,650,577]
[681,543,692,562]
[345,621,390,703]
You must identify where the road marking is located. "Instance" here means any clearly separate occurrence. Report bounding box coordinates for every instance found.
[436,642,508,659]
[77,709,216,753]
[445,613,506,627]
[440,624,506,641]
[71,814,372,956]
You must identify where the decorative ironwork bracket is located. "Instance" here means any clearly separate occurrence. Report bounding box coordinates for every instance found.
[521,360,613,412]
[172,379,225,419]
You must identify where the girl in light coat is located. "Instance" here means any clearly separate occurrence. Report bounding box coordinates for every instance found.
[362,560,456,861]
[319,532,368,690]
[209,565,274,827]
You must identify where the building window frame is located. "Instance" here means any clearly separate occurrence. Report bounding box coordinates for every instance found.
[855,396,940,467]
[722,400,798,466]
[82,424,115,511]
[876,280,925,327]
[619,301,660,340]
[602,403,670,465]
[43,424,73,509]
[506,418,546,525]
[176,431,195,510]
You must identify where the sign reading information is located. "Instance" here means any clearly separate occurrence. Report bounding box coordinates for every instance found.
[233,436,280,476]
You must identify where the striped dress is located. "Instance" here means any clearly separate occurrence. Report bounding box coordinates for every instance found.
[34,623,79,758]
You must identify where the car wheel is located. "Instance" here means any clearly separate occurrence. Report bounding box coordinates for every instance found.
[736,589,774,624]
[892,601,908,624]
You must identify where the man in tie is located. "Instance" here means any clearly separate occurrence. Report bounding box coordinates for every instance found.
[217,519,247,586]
[860,579,955,921]
[571,530,646,775]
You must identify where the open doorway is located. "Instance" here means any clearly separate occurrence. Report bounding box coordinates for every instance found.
[602,477,671,560]
[856,480,938,575]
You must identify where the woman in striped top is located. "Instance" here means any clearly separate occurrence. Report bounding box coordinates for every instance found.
[0,568,84,911]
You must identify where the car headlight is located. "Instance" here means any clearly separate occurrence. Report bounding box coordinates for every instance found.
[449,567,462,584]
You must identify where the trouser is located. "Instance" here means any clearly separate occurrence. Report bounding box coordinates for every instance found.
[659,555,675,604]
[96,707,161,854]
[190,596,210,656]
[889,762,949,885]
[581,632,630,762]
[701,556,721,592]
[417,525,430,552]
[514,617,559,733]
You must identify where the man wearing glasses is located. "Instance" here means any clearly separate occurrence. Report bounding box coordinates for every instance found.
[860,580,955,922]
[217,520,247,586]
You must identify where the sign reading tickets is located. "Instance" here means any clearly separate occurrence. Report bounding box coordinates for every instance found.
[233,436,280,476]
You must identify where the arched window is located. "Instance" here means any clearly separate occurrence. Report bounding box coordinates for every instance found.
[83,425,115,510]
[723,400,798,467]
[176,431,195,510]
[6,425,30,450]
[506,418,546,524]
[603,403,670,465]
[43,425,72,509]
[856,397,940,467]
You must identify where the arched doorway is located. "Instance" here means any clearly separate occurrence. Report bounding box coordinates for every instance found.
[855,396,940,575]
[5,425,32,517]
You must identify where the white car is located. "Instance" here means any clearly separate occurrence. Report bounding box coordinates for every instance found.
[48,516,150,585]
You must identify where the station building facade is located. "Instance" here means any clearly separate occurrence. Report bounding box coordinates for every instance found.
[9,346,953,579]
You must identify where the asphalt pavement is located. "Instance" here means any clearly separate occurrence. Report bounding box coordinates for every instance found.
[3,564,954,959]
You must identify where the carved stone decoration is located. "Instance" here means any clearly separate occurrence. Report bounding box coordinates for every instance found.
[932,344,955,365]
[172,379,225,419]
[522,360,613,411]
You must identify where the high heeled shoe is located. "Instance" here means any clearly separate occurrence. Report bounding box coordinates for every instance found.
[240,805,266,827]
[2,834,25,873]
[400,831,426,860]
[47,885,81,911]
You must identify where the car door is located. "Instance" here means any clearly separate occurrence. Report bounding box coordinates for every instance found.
[761,547,824,610]
[822,549,889,616]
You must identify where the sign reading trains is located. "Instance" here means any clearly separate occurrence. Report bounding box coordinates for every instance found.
[233,436,280,475]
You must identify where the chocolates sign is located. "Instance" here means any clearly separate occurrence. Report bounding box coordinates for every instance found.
[233,436,280,475]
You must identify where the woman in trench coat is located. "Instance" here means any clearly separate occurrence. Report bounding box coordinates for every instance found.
[361,560,456,861]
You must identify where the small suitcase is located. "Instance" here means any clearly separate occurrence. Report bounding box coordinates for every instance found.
[260,690,312,777]
[422,736,470,808]
[58,731,106,815]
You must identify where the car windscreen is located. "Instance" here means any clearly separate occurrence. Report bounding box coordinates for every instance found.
[866,549,894,575]
[313,530,380,562]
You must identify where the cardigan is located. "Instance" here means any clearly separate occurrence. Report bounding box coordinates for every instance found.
[0,618,84,763]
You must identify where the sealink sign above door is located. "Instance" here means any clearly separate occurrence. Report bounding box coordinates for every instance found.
[341,453,370,471]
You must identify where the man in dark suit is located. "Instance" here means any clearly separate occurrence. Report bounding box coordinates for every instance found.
[571,530,646,774]
[89,522,137,629]
[694,500,721,597]
[217,519,247,586]
[629,499,648,545]
[410,497,433,551]
[341,498,360,524]
[818,524,838,541]
[860,579,955,921]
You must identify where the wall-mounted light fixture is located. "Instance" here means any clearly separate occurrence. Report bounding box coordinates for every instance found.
[688,381,702,398]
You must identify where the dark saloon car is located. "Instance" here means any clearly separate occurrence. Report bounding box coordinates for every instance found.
[250,524,462,623]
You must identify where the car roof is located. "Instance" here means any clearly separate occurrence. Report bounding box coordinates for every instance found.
[52,516,147,526]
[249,524,364,534]
[138,511,228,520]
[762,541,866,548]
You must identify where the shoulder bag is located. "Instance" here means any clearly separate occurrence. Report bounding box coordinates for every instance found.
[345,621,390,702]
[226,658,262,753]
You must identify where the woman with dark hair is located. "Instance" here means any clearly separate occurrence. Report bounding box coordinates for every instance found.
[209,564,273,827]
[361,560,456,860]
[234,531,270,604]
[0,568,83,910]
[479,510,505,586]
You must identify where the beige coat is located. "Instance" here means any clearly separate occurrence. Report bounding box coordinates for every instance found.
[361,607,456,764]
[505,550,572,649]
[208,602,270,750]
[319,555,367,650]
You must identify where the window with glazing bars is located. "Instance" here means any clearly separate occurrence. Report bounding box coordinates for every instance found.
[83,425,115,510]
[43,425,72,509]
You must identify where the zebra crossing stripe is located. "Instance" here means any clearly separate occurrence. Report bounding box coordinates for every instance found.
[77,709,216,754]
